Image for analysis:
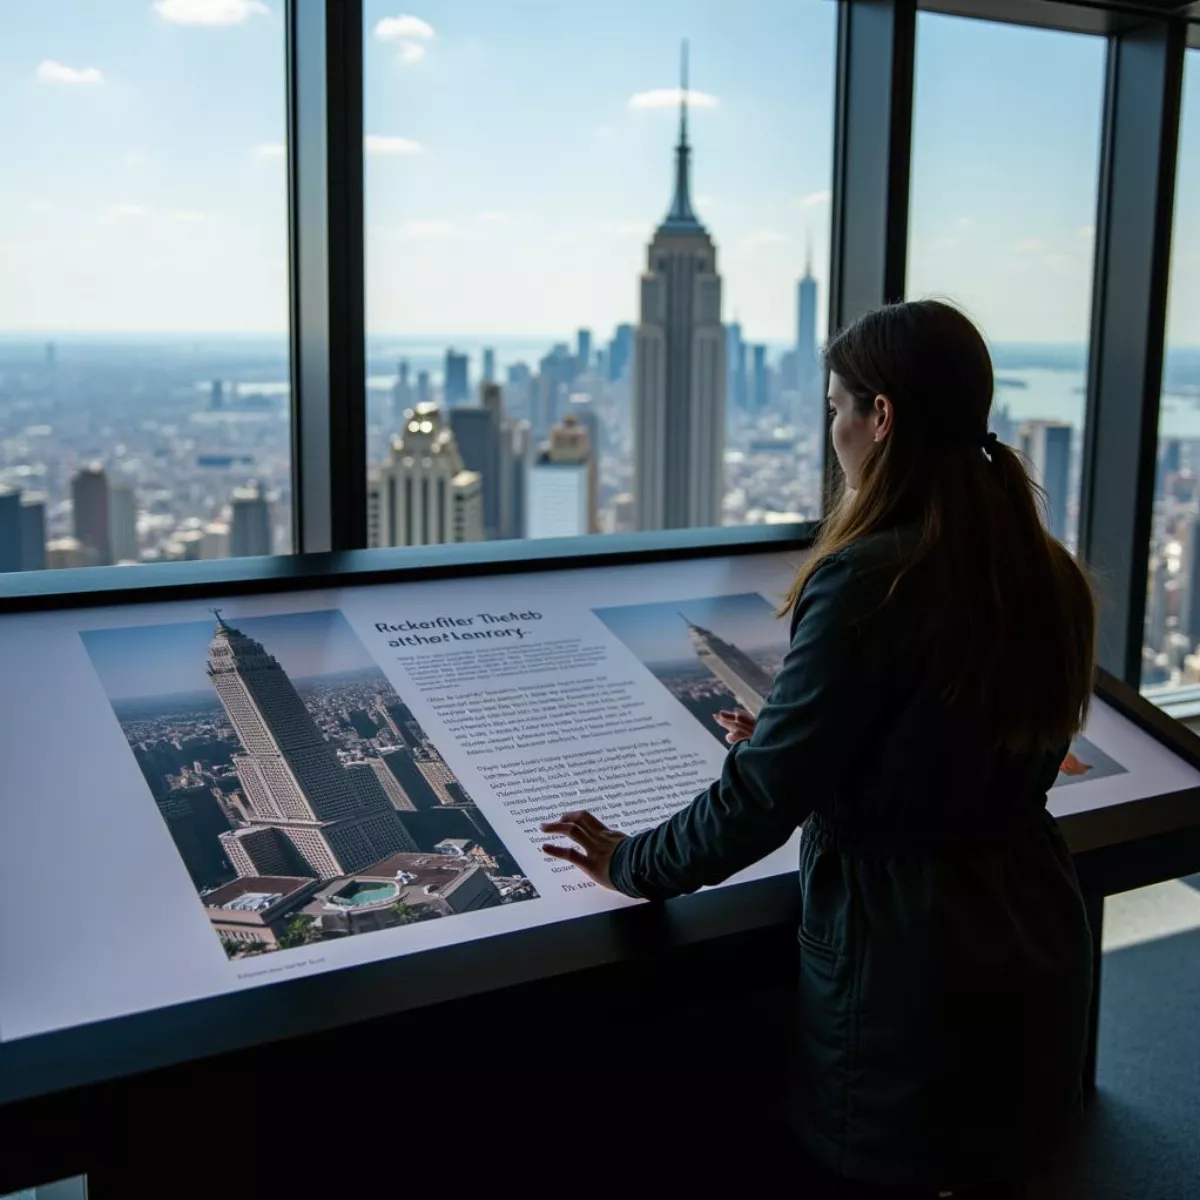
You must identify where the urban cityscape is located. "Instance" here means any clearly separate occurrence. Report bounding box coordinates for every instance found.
[1,49,1198,691]
[82,608,536,958]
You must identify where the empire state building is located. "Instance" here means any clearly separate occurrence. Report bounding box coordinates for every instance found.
[683,616,777,716]
[634,43,726,531]
[208,612,414,881]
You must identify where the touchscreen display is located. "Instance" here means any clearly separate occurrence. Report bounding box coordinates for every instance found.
[0,550,1194,1047]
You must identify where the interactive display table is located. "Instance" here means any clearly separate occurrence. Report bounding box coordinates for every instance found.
[1,527,1199,1193]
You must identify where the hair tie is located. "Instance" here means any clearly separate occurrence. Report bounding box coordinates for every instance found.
[981,430,999,455]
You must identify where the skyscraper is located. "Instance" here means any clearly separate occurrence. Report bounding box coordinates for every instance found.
[796,243,819,394]
[535,344,574,437]
[633,43,725,530]
[450,390,502,540]
[1018,420,1072,543]
[230,482,273,557]
[208,614,415,880]
[608,323,634,382]
[210,379,224,411]
[527,414,597,539]
[444,349,469,407]
[482,347,496,385]
[0,487,21,573]
[71,463,112,566]
[502,416,532,540]
[752,344,769,411]
[576,329,593,376]
[683,616,776,716]
[108,482,139,563]
[416,370,432,406]
[367,402,484,547]
[392,360,414,425]
[19,493,46,571]
[725,323,744,414]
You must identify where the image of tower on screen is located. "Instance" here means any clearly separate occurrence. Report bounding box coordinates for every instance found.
[1053,733,1128,788]
[81,608,537,961]
[593,592,789,744]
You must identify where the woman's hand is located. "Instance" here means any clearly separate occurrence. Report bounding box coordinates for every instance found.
[540,810,627,890]
[715,708,756,745]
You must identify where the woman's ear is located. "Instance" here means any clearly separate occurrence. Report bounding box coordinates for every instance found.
[873,393,894,443]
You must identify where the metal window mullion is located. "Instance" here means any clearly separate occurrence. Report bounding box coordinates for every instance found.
[286,0,367,554]
[1079,16,1185,685]
[824,0,918,512]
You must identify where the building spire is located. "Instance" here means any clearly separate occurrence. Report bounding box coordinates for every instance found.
[662,39,702,232]
[805,230,813,278]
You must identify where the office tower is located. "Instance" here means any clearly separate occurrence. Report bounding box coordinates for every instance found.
[483,347,496,385]
[416,370,432,406]
[19,493,46,571]
[535,344,574,437]
[46,537,97,569]
[576,329,593,377]
[501,416,532,540]
[634,44,725,530]
[613,492,635,532]
[392,360,414,425]
[1146,554,1171,654]
[71,463,112,566]
[444,349,469,407]
[725,323,744,414]
[201,521,231,559]
[209,613,416,881]
[1018,420,1072,543]
[450,391,502,540]
[608,323,634,382]
[0,487,21,572]
[367,402,484,547]
[528,414,597,539]
[210,379,224,411]
[683,616,776,716]
[108,482,139,564]
[568,395,603,461]
[230,482,273,558]
[796,243,819,393]
[1158,438,1183,502]
[367,755,419,812]
[752,344,769,411]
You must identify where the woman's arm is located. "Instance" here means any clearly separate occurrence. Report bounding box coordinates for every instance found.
[600,552,867,900]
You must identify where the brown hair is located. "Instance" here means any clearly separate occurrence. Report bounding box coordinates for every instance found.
[787,300,1096,755]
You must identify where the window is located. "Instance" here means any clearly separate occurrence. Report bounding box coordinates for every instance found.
[1142,50,1200,697]
[906,13,1106,554]
[362,0,836,545]
[0,0,291,571]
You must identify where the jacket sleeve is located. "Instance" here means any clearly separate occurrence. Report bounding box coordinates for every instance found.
[609,552,867,901]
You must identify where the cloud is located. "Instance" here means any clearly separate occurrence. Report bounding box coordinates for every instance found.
[628,87,718,111]
[366,134,425,156]
[399,219,456,239]
[37,60,103,85]
[739,229,790,252]
[476,211,511,224]
[171,211,211,223]
[1013,237,1047,253]
[799,189,831,208]
[152,0,269,25]
[255,142,286,158]
[397,42,426,65]
[375,14,435,41]
[104,204,152,221]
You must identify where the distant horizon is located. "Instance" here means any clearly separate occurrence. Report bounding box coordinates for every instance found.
[110,664,387,711]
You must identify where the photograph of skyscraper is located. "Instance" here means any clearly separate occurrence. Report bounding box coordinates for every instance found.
[81,608,537,960]
[593,592,790,743]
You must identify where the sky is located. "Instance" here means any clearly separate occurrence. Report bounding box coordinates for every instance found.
[82,607,378,700]
[0,2,1196,346]
[594,591,787,670]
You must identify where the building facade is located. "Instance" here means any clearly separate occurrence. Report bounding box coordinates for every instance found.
[683,616,777,716]
[527,414,597,539]
[72,463,112,566]
[208,613,416,880]
[1018,420,1072,543]
[230,482,273,558]
[633,49,725,531]
[367,403,484,548]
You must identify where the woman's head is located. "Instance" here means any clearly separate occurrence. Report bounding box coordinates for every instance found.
[825,299,994,489]
[788,300,1096,755]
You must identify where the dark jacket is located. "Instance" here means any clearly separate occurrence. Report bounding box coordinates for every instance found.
[608,528,1093,1191]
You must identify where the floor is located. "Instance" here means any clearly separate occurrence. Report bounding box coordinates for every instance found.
[1029,874,1200,1199]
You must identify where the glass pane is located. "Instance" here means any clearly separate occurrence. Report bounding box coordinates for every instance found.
[363,0,836,545]
[1143,49,1200,697]
[0,0,292,570]
[906,14,1106,554]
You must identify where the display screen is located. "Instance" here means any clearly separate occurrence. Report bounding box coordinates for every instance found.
[0,549,1195,1051]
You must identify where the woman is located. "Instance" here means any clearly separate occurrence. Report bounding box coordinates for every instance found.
[542,301,1095,1198]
